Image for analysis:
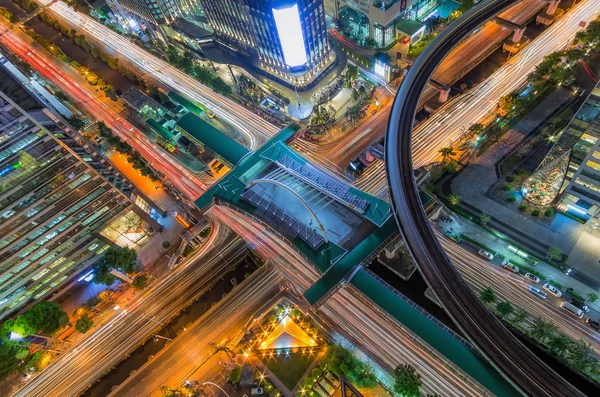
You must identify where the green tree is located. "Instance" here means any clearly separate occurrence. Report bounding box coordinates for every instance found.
[496,301,513,318]
[393,364,421,397]
[546,246,562,261]
[586,292,598,303]
[103,246,138,274]
[467,123,484,139]
[67,116,86,130]
[448,194,461,206]
[529,317,558,343]
[548,333,571,358]
[569,340,599,374]
[75,314,94,334]
[438,146,456,164]
[228,365,242,384]
[458,0,474,13]
[351,88,360,103]
[323,345,377,389]
[479,213,491,226]
[498,93,518,117]
[512,308,529,324]
[345,65,358,87]
[480,287,496,304]
[132,274,149,291]
[0,343,26,380]
[94,261,117,286]
[24,301,68,335]
[445,161,458,174]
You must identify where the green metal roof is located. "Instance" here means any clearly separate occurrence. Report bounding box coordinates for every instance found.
[396,19,424,36]
[146,118,174,141]
[176,113,250,166]
[304,216,398,305]
[192,122,519,394]
[168,91,206,115]
[350,270,518,397]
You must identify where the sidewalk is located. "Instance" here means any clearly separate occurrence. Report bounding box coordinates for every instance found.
[455,219,600,313]
[441,86,600,282]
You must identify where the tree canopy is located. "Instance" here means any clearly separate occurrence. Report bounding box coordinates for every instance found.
[75,314,94,334]
[393,364,422,397]
[132,274,149,291]
[23,301,69,335]
[323,344,377,389]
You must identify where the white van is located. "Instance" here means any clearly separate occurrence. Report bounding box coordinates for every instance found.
[560,301,584,318]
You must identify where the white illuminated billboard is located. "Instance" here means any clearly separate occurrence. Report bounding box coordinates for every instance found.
[272,4,307,68]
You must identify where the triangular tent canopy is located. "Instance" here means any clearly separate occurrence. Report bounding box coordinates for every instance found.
[259,315,317,350]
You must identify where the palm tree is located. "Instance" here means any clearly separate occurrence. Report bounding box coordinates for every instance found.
[547,246,562,261]
[569,340,599,374]
[496,301,513,318]
[512,308,529,325]
[448,194,461,206]
[586,292,598,303]
[548,333,572,358]
[479,287,496,304]
[438,146,456,164]
[467,123,484,140]
[351,88,360,103]
[529,317,558,343]
[479,213,491,226]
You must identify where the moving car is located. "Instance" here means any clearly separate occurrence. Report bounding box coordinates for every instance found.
[477,249,494,261]
[525,272,541,283]
[528,286,547,300]
[501,261,519,273]
[560,301,584,318]
[542,283,562,298]
[586,317,600,331]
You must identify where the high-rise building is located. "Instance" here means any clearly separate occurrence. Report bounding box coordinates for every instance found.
[107,0,202,25]
[199,0,333,88]
[559,84,600,221]
[523,83,600,223]
[333,0,455,47]
[0,91,135,319]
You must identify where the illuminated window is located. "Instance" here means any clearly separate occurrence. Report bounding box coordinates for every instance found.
[587,160,600,171]
[575,177,600,192]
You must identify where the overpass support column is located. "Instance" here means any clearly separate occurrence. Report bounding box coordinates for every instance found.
[512,27,525,43]
[537,0,564,25]
[547,0,560,15]
[438,86,451,103]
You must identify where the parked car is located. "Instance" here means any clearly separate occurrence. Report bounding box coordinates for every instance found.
[477,249,494,261]
[525,272,541,283]
[586,317,600,331]
[528,286,547,300]
[501,261,519,273]
[570,298,589,312]
[542,283,562,298]
[251,387,264,395]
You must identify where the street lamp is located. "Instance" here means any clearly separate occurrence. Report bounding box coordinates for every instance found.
[202,382,230,397]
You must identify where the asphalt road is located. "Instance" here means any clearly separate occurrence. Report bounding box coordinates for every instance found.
[0,21,207,200]
[207,205,493,396]
[35,0,278,150]
[385,0,592,395]
[439,232,600,356]
[12,224,252,397]
[109,265,283,397]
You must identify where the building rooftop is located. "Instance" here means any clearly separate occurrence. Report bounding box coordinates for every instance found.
[176,112,250,166]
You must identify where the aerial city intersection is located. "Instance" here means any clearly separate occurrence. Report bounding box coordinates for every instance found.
[0,0,599,396]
